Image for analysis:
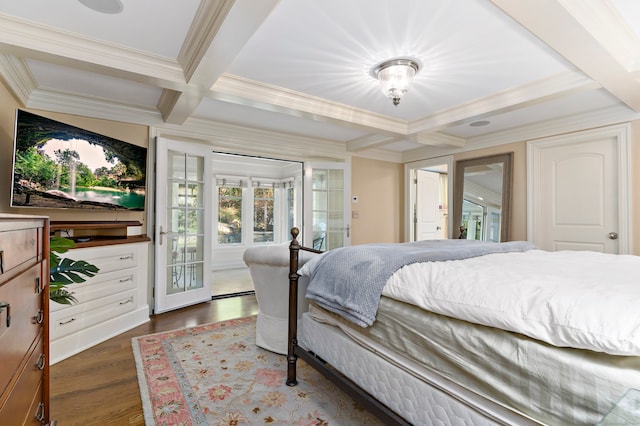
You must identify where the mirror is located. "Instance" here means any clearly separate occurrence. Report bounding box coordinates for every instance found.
[453,153,513,242]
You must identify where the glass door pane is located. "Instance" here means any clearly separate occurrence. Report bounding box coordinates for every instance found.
[306,162,350,250]
[155,137,211,313]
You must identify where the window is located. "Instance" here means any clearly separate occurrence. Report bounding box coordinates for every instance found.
[253,187,274,242]
[218,186,242,244]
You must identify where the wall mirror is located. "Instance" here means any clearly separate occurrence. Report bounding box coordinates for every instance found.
[453,153,513,242]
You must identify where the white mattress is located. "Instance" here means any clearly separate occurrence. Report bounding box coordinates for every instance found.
[302,299,639,425]
[299,308,540,425]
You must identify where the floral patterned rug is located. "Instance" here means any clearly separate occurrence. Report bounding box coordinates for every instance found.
[131,316,384,425]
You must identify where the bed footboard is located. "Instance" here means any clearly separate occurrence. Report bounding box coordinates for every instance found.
[286,227,409,425]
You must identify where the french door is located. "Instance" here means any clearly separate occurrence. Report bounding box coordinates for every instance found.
[303,161,351,250]
[154,137,212,313]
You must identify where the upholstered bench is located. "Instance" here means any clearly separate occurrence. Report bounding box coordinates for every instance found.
[243,243,319,355]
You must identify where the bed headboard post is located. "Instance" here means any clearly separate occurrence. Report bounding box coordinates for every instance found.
[286,227,301,386]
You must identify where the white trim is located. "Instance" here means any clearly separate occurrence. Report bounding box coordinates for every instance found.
[404,156,454,242]
[401,105,640,163]
[526,123,632,254]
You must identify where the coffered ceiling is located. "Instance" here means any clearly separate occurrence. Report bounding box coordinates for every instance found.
[0,0,639,161]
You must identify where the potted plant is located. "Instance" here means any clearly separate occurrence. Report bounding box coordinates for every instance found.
[49,236,100,304]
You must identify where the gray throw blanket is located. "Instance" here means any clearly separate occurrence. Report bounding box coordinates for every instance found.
[304,239,536,327]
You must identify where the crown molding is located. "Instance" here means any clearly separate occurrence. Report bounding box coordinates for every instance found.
[400,103,640,162]
[351,148,403,163]
[16,84,349,161]
[153,116,348,162]
[0,13,185,86]
[408,71,599,134]
[25,88,164,125]
[346,133,402,152]
[412,132,466,148]
[0,54,36,105]
[212,73,410,135]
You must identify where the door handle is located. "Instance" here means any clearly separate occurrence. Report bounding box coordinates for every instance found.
[159,226,168,245]
[608,232,618,240]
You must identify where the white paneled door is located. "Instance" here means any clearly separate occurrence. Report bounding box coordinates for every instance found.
[154,137,212,313]
[416,169,445,240]
[527,125,631,254]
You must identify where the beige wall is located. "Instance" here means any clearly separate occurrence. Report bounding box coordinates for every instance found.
[453,141,527,242]
[350,156,403,244]
[1,78,638,253]
[0,83,149,230]
[450,128,640,254]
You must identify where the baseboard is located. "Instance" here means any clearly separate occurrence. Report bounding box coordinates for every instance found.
[50,306,150,365]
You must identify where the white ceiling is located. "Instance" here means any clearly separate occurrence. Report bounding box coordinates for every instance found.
[1,0,639,160]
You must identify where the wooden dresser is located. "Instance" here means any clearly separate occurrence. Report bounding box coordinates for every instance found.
[0,214,51,425]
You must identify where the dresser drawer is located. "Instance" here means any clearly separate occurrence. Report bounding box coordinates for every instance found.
[50,268,138,312]
[0,265,43,396]
[0,228,38,279]
[50,289,137,340]
[69,244,139,276]
[0,339,44,425]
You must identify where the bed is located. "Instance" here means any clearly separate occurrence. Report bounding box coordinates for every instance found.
[285,227,640,425]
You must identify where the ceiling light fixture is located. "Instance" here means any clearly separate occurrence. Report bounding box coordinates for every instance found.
[372,58,420,106]
[78,0,124,14]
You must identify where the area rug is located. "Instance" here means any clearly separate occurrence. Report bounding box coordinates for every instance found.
[131,316,384,425]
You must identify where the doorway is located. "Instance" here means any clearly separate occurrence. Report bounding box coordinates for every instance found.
[212,152,303,297]
[405,156,453,242]
[527,124,632,254]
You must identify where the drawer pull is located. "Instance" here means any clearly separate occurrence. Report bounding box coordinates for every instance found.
[35,402,45,422]
[36,353,46,370]
[35,276,41,294]
[119,297,133,305]
[120,255,134,260]
[0,301,10,327]
[59,318,76,326]
[119,277,133,283]
[0,250,4,274]
[33,309,44,324]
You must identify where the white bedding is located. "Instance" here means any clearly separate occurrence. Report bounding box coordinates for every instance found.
[382,249,640,355]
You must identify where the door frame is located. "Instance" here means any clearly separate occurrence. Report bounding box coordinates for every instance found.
[404,156,453,242]
[303,160,351,248]
[153,136,213,313]
[526,124,632,254]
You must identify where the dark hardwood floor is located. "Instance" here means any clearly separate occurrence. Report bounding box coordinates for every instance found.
[49,295,259,426]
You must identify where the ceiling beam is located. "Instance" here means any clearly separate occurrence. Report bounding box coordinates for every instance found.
[212,73,410,134]
[346,134,403,152]
[490,0,640,112]
[159,0,281,124]
[408,70,599,134]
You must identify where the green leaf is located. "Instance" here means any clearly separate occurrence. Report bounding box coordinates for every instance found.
[49,237,100,298]
[50,236,76,254]
[50,257,99,284]
[49,284,78,305]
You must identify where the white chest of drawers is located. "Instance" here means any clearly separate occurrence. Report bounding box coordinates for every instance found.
[49,241,150,364]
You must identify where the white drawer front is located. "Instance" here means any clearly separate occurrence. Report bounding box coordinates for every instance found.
[50,289,137,340]
[50,268,138,312]
[68,245,138,275]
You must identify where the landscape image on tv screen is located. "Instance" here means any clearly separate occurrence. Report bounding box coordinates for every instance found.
[11,110,147,211]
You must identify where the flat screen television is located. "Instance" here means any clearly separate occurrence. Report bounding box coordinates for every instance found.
[11,110,147,211]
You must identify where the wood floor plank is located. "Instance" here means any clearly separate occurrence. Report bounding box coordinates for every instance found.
[50,295,259,425]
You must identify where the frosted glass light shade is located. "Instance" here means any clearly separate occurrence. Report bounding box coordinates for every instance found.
[373,59,419,106]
